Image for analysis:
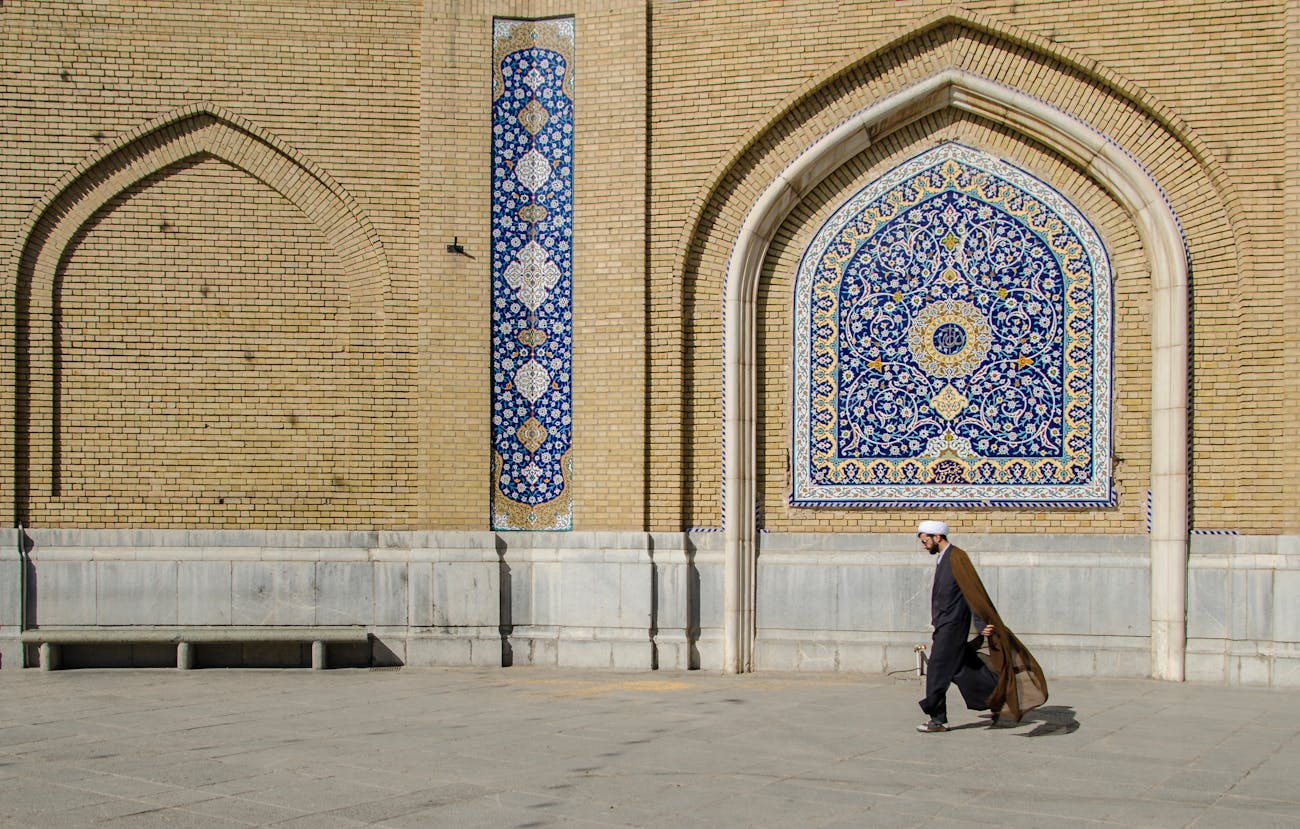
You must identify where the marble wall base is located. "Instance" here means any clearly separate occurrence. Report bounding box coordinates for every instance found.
[2,529,1294,685]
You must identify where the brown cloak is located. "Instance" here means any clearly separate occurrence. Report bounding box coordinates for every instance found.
[948,545,1049,722]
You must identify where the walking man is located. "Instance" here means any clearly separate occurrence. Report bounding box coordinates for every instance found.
[916,520,1048,733]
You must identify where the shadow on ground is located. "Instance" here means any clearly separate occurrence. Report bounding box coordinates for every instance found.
[1018,705,1079,737]
[948,705,1079,735]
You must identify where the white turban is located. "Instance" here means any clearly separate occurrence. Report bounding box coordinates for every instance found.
[917,520,948,536]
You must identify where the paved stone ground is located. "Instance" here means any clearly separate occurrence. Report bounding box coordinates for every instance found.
[0,667,1297,828]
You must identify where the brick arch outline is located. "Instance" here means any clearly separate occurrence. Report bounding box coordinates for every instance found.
[10,103,393,509]
[672,9,1248,280]
[675,13,1245,680]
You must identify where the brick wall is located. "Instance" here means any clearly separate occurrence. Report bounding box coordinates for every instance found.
[651,3,1278,534]
[422,1,647,529]
[47,157,363,526]
[0,1,1289,535]
[1,0,421,529]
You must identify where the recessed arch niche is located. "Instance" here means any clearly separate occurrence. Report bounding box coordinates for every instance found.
[10,104,393,524]
[714,68,1190,680]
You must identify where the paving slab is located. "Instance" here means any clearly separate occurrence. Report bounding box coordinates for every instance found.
[0,667,1297,828]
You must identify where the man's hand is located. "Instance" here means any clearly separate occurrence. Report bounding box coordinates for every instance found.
[981,624,995,637]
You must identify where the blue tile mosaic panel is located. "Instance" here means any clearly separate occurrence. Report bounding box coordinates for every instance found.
[792,143,1113,507]
[491,17,574,530]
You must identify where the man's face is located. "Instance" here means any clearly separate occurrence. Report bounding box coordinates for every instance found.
[918,533,943,554]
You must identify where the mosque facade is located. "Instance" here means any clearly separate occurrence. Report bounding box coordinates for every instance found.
[1,1,1295,685]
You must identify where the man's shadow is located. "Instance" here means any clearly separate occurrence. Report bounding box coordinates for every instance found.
[1010,705,1080,736]
[950,706,1079,736]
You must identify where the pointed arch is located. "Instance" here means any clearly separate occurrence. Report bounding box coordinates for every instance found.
[671,10,1248,283]
[14,103,391,326]
[11,103,393,508]
[714,68,1193,681]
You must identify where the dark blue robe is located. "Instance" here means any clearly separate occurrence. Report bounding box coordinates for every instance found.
[919,545,998,724]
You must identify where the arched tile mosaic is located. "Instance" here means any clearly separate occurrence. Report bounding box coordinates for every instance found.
[791,143,1113,507]
[491,17,575,530]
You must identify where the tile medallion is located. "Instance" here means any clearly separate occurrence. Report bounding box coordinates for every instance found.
[491,17,574,530]
[792,143,1114,507]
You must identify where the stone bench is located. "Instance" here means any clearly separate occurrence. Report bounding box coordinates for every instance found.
[20,627,371,671]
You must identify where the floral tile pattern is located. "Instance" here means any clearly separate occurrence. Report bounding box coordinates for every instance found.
[792,143,1113,507]
[491,17,574,530]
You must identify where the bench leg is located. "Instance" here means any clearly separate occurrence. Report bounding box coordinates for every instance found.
[39,642,58,671]
[311,640,327,670]
[177,642,193,670]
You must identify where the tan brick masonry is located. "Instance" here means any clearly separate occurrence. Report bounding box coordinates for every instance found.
[0,1,1289,534]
